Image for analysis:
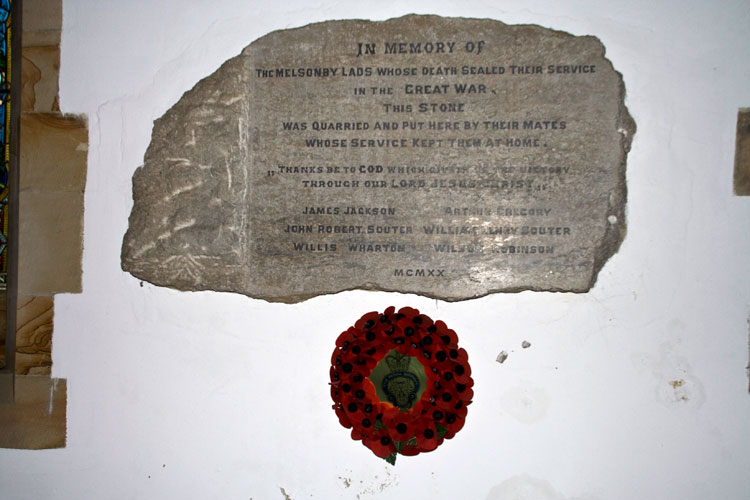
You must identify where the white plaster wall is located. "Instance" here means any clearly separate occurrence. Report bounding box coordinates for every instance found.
[2,1,749,499]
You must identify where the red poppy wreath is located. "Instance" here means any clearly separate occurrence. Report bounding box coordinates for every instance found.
[329,307,473,465]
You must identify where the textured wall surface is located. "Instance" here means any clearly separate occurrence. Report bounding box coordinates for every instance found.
[1,1,749,499]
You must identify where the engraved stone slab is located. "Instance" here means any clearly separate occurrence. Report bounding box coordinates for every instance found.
[121,15,635,303]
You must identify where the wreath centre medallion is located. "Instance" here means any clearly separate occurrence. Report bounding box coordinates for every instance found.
[330,307,474,465]
[372,349,427,409]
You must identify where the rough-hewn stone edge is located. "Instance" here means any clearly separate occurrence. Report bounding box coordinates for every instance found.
[585,39,636,291]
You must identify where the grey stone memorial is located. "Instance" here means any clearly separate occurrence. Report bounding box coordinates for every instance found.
[121,15,635,302]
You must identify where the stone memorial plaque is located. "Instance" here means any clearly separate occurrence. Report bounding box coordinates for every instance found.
[122,15,635,302]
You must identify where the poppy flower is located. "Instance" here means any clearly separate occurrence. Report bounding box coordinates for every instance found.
[331,349,343,367]
[330,383,339,401]
[410,395,435,416]
[452,400,469,418]
[434,387,461,410]
[430,347,457,372]
[362,428,397,458]
[345,354,378,374]
[396,306,420,321]
[414,313,434,329]
[414,423,440,452]
[356,328,385,350]
[397,339,424,359]
[330,308,473,465]
[451,359,473,384]
[330,366,341,383]
[354,311,381,331]
[336,327,357,347]
[440,412,466,439]
[418,328,436,351]
[433,321,458,346]
[398,443,421,456]
[384,410,416,440]
[334,403,352,428]
[453,381,475,402]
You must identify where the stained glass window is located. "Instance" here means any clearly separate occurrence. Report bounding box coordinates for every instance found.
[0,0,10,289]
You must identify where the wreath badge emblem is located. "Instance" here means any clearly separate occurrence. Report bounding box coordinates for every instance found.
[382,351,421,409]
[330,307,474,464]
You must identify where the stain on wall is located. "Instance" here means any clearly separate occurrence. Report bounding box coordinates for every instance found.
[499,384,550,424]
[487,474,567,500]
[633,338,706,408]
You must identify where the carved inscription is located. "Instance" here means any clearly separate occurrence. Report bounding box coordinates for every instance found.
[122,16,635,302]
